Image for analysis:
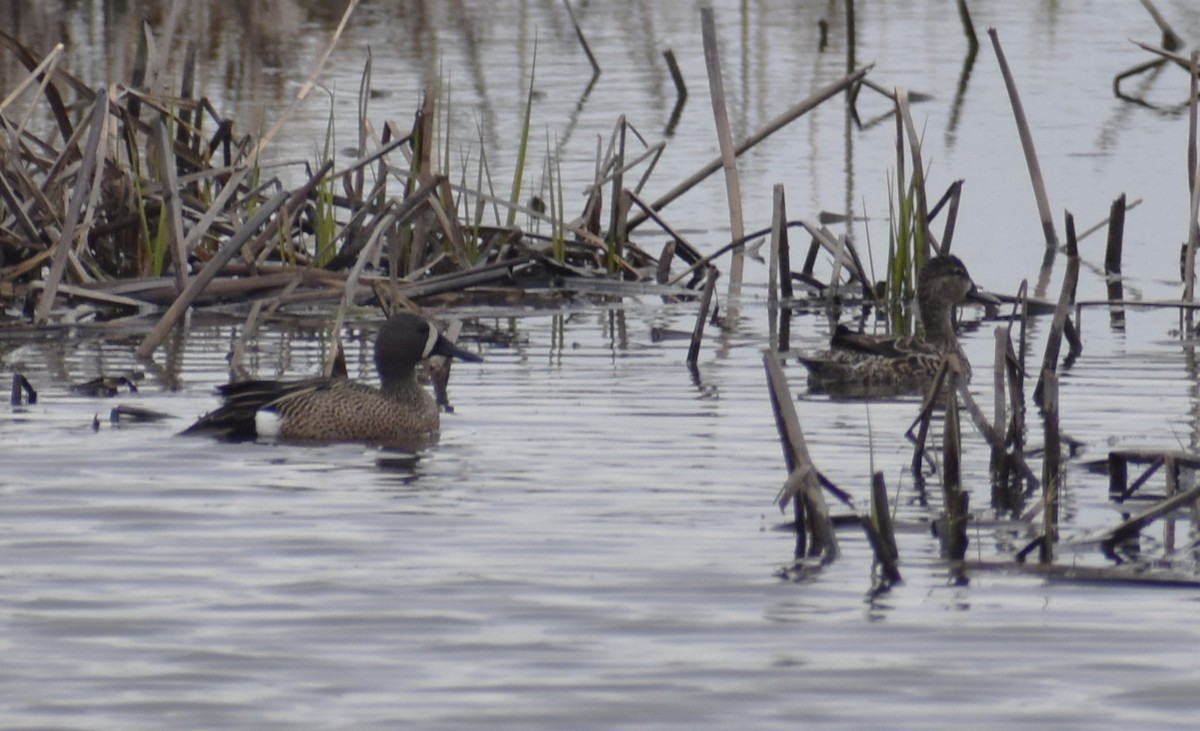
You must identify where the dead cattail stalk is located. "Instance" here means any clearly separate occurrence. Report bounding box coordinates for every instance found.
[992,327,1007,466]
[988,27,1058,248]
[1139,0,1185,51]
[1185,51,1200,305]
[763,351,838,560]
[1106,194,1127,327]
[1040,368,1060,563]
[1034,215,1080,405]
[796,220,873,298]
[941,365,969,561]
[10,373,37,406]
[906,358,951,475]
[865,471,901,585]
[626,191,703,266]
[768,184,791,304]
[152,116,189,293]
[34,88,109,325]
[1098,483,1200,553]
[938,180,964,255]
[607,117,627,271]
[687,268,719,366]
[700,7,746,292]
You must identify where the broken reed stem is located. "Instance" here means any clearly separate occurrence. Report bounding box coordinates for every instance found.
[992,327,1008,471]
[607,118,627,271]
[796,220,873,298]
[627,64,873,230]
[1186,51,1200,305]
[1034,215,1080,406]
[1040,368,1060,563]
[1105,193,1126,276]
[687,268,719,366]
[10,373,37,406]
[1189,50,1198,195]
[906,359,950,475]
[34,88,109,325]
[988,27,1058,248]
[153,115,189,293]
[939,179,964,255]
[625,190,703,264]
[762,351,838,560]
[941,366,969,561]
[867,471,902,585]
[700,7,746,292]
[1139,0,1185,51]
[954,358,1040,490]
[768,184,791,304]
[1100,483,1200,551]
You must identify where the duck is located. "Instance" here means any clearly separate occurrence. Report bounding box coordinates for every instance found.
[797,254,996,396]
[183,312,481,443]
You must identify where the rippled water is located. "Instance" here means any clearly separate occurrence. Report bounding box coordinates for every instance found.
[6,1,1200,728]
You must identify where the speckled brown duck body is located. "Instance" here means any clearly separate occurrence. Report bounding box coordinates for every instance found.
[184,313,481,443]
[798,255,994,397]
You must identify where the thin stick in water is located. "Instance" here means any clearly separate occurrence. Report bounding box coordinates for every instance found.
[700,7,746,290]
[687,268,719,366]
[1040,368,1060,563]
[988,28,1058,248]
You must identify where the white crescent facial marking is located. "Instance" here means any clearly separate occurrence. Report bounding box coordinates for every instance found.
[422,324,440,359]
[256,408,283,438]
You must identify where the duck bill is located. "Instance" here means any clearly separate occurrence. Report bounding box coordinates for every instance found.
[433,334,483,362]
[966,284,1002,306]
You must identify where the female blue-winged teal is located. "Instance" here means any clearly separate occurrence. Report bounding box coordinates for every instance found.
[184,313,481,442]
[798,255,996,396]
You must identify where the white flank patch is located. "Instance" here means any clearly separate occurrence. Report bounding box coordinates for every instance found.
[422,325,440,358]
[255,408,283,438]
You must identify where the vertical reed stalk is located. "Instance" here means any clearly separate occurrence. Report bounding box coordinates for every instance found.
[769,184,791,304]
[992,327,1008,474]
[607,118,626,271]
[1040,368,1060,563]
[763,352,838,560]
[942,367,969,561]
[35,89,108,325]
[700,7,746,292]
[1035,215,1079,406]
[988,27,1058,248]
[1185,51,1200,306]
[687,269,719,366]
[867,471,901,585]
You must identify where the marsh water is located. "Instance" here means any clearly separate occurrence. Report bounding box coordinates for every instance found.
[5,2,1200,729]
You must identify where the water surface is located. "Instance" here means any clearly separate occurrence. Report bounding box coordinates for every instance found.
[5,1,1200,728]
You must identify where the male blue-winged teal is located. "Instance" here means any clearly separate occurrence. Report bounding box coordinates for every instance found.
[798,255,996,396]
[184,313,481,442]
